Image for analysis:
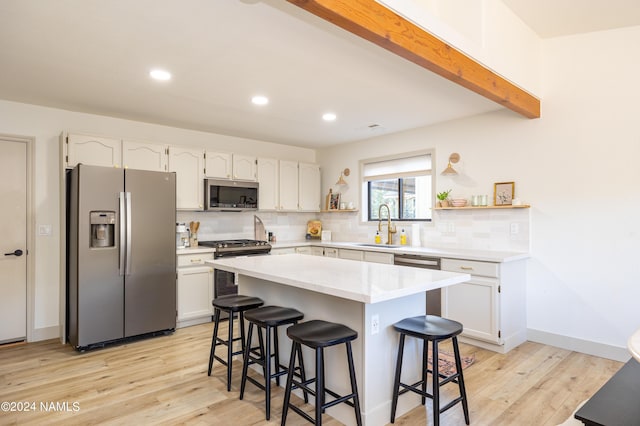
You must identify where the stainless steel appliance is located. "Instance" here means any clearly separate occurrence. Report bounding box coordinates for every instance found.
[67,165,176,350]
[198,239,271,318]
[394,254,441,315]
[204,179,258,211]
[176,223,190,248]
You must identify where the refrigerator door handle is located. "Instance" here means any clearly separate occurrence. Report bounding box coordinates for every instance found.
[125,192,132,276]
[119,191,126,276]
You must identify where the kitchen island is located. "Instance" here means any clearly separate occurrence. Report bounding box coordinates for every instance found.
[209,253,470,426]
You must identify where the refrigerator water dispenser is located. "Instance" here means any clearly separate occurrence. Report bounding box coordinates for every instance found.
[90,211,115,248]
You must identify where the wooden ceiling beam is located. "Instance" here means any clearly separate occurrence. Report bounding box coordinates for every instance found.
[287,0,540,119]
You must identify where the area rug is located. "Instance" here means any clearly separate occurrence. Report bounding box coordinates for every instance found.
[428,350,475,377]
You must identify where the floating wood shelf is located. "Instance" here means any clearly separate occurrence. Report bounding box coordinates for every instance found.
[321,209,359,213]
[434,205,530,210]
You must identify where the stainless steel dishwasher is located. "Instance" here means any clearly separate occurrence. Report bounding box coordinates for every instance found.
[394,254,442,315]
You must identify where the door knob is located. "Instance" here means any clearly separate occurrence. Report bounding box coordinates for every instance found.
[4,249,23,257]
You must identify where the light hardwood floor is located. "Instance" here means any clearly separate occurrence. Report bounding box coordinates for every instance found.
[0,322,622,425]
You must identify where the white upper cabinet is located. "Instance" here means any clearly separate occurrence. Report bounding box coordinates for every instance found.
[260,159,320,212]
[232,154,257,181]
[278,160,299,211]
[205,151,256,181]
[122,140,168,172]
[298,162,321,212]
[257,157,279,211]
[66,133,122,169]
[204,151,232,179]
[169,146,204,210]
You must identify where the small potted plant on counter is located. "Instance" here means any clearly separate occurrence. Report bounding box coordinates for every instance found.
[437,189,452,207]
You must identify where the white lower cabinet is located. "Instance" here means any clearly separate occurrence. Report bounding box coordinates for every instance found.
[338,249,364,261]
[295,246,324,256]
[441,257,526,353]
[176,251,214,328]
[270,247,296,255]
[323,247,338,258]
[363,251,394,264]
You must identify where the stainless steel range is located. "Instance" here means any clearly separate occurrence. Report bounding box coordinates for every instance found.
[198,239,271,258]
[198,239,271,318]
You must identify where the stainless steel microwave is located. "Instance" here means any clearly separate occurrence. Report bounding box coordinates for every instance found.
[204,179,258,211]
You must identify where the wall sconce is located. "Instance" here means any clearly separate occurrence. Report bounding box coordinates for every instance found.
[441,153,460,176]
[336,168,350,185]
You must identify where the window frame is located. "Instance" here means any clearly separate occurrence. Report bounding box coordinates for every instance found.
[360,149,435,223]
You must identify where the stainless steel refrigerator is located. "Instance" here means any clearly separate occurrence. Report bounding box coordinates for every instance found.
[67,164,176,350]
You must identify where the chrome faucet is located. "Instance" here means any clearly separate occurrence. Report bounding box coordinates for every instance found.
[377,203,397,245]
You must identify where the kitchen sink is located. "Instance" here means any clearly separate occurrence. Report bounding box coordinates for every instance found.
[355,243,402,248]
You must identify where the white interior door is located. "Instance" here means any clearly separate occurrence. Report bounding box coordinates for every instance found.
[0,139,27,344]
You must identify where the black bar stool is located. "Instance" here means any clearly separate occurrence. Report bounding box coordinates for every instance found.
[207,294,264,391]
[390,315,469,426]
[240,305,308,420]
[281,319,362,426]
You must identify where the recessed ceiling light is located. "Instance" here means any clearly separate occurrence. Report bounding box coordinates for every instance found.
[251,95,269,105]
[149,69,171,81]
[322,112,337,122]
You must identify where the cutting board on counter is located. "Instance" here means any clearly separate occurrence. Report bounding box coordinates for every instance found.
[307,220,321,239]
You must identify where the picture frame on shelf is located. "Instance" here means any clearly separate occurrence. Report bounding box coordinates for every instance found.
[494,181,515,205]
[329,192,341,210]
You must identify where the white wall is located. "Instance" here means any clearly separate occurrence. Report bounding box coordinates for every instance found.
[318,25,640,360]
[377,0,542,95]
[0,99,315,340]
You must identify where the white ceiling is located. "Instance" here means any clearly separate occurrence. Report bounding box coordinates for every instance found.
[1,1,638,149]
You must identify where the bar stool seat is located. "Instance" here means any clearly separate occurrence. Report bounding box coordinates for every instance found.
[390,315,469,426]
[281,319,362,426]
[207,294,264,391]
[240,306,307,420]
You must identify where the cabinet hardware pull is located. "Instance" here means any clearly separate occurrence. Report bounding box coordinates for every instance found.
[190,259,202,263]
[460,266,473,270]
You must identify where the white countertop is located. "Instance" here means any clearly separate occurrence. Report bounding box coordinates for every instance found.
[208,253,470,304]
[176,246,215,255]
[271,240,529,263]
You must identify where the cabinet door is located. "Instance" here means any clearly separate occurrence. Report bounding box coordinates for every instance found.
[257,157,279,211]
[298,162,321,212]
[442,277,501,344]
[66,133,121,169]
[122,140,168,172]
[310,246,325,256]
[169,146,204,210]
[296,246,324,256]
[363,251,394,264]
[278,160,298,211]
[295,247,312,255]
[177,266,213,321]
[204,151,232,179]
[338,249,364,261]
[323,248,338,258]
[233,154,257,181]
[271,248,296,255]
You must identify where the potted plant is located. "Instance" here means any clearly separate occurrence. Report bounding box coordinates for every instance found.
[437,189,452,207]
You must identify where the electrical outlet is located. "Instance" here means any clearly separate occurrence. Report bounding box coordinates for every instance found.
[510,223,519,234]
[371,314,379,335]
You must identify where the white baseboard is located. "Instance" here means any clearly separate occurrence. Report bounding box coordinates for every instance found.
[31,325,60,342]
[177,316,212,329]
[527,328,630,362]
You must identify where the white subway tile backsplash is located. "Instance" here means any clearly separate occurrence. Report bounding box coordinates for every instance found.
[177,207,530,252]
